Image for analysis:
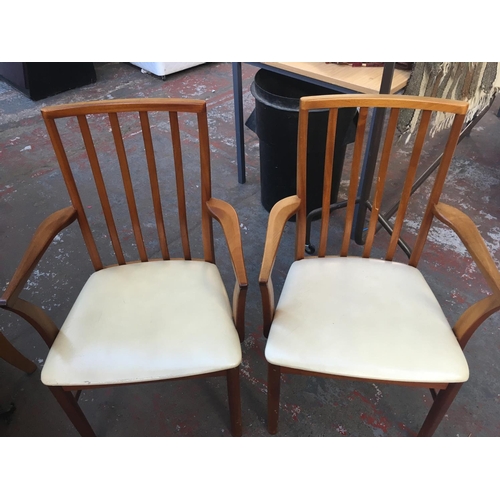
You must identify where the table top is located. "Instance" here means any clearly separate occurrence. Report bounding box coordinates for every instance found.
[263,62,411,94]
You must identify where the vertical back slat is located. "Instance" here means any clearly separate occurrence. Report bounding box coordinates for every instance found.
[409,113,466,266]
[363,108,400,258]
[77,115,126,265]
[139,112,170,260]
[169,111,191,260]
[340,106,369,257]
[318,109,338,258]
[197,107,215,263]
[385,109,432,261]
[108,112,148,262]
[42,116,103,270]
[295,106,309,260]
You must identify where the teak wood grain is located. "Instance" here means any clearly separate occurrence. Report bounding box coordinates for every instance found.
[140,111,169,261]
[259,195,300,337]
[362,107,400,258]
[318,109,338,258]
[170,111,191,260]
[78,114,126,265]
[385,109,432,261]
[108,111,149,263]
[340,106,368,257]
[1,206,77,304]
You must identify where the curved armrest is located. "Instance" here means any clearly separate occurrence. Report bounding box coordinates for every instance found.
[259,195,301,337]
[1,207,77,306]
[259,195,301,284]
[206,198,247,341]
[206,198,247,288]
[433,202,500,348]
[433,202,500,296]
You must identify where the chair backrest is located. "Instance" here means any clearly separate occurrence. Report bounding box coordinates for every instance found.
[41,99,215,271]
[295,94,469,265]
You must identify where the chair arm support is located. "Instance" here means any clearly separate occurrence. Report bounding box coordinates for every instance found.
[259,195,301,337]
[259,195,301,284]
[433,202,500,349]
[1,207,77,306]
[206,198,247,341]
[206,198,247,288]
[432,202,500,296]
[2,298,60,347]
[453,295,500,349]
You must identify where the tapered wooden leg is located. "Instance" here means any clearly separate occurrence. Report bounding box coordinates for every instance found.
[49,386,95,437]
[0,332,36,374]
[267,363,281,435]
[227,367,242,437]
[418,383,463,437]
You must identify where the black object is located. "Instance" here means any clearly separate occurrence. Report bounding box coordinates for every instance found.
[0,403,16,423]
[0,63,96,101]
[248,69,357,214]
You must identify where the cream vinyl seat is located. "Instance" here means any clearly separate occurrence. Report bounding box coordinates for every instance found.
[41,260,241,387]
[265,257,469,384]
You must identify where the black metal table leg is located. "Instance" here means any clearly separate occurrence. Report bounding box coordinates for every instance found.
[232,62,246,184]
[352,63,395,244]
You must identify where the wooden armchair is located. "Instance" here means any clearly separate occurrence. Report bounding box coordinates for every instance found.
[259,94,500,436]
[0,98,248,436]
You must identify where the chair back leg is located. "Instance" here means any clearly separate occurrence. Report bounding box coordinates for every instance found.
[267,363,281,435]
[226,367,242,437]
[418,383,463,437]
[49,386,96,437]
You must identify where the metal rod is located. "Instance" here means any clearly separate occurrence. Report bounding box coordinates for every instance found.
[352,63,396,245]
[307,199,351,223]
[365,201,412,258]
[232,62,246,184]
[304,196,412,257]
[305,199,358,252]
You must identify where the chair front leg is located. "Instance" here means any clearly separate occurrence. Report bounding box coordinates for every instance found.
[49,386,95,437]
[267,363,281,435]
[418,383,463,437]
[227,367,242,437]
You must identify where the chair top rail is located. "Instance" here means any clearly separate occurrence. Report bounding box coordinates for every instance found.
[41,98,206,118]
[300,94,469,114]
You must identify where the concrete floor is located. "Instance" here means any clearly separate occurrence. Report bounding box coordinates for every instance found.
[1,62,500,437]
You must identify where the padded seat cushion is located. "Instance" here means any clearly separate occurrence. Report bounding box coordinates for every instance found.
[41,260,241,386]
[265,257,469,384]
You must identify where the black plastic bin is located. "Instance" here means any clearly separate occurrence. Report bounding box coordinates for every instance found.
[248,69,357,214]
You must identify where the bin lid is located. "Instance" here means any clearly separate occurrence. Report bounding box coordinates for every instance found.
[251,69,339,112]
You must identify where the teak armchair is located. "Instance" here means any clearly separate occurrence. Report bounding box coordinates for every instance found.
[259,94,500,436]
[0,98,247,436]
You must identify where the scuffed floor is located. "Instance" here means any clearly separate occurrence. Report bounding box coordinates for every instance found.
[1,62,500,436]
